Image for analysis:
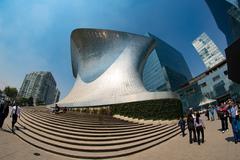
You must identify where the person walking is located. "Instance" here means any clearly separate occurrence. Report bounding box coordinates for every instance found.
[205,107,210,121]
[187,113,196,144]
[209,105,215,121]
[0,100,10,129]
[223,102,229,132]
[194,112,205,145]
[228,101,240,143]
[219,103,228,133]
[10,103,21,133]
[219,106,226,133]
[178,116,186,137]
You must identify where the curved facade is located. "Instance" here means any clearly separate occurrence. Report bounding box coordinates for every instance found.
[58,28,179,107]
[143,33,192,92]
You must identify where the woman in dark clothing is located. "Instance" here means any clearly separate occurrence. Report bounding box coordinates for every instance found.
[0,101,10,129]
[195,112,205,145]
[187,113,197,144]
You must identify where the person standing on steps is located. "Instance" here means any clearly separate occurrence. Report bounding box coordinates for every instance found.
[187,113,196,144]
[10,103,21,133]
[194,112,205,145]
[0,100,10,129]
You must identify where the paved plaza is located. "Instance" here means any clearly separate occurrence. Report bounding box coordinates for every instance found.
[0,115,240,160]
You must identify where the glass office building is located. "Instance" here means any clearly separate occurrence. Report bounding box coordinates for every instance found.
[176,78,204,112]
[19,71,60,105]
[205,0,240,45]
[143,33,192,92]
[192,33,225,69]
[177,60,240,111]
[197,61,240,101]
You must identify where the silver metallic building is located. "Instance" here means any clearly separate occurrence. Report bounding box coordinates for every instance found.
[58,29,179,107]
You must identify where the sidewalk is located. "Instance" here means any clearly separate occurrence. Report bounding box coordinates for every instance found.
[1,115,240,160]
[117,116,240,160]
[0,117,75,160]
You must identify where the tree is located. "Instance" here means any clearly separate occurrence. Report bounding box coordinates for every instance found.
[28,97,34,106]
[4,86,18,99]
[18,97,29,106]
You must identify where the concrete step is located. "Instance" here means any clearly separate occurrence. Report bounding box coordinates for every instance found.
[24,109,126,123]
[17,120,177,146]
[22,111,146,130]
[18,117,174,141]
[22,111,152,132]
[23,110,135,126]
[19,116,173,138]
[24,108,117,120]
[15,122,179,152]
[13,124,180,159]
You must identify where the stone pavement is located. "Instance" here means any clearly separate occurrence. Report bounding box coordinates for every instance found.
[1,115,240,160]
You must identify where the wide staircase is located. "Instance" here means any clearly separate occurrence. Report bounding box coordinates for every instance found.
[13,107,180,159]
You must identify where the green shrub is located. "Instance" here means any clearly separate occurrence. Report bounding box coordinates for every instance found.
[110,99,182,120]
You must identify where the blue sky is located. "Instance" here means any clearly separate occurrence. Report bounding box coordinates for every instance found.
[0,0,227,98]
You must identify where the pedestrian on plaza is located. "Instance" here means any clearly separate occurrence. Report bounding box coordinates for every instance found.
[63,107,67,113]
[209,105,215,121]
[187,113,196,144]
[219,106,227,133]
[0,100,5,129]
[228,101,240,143]
[218,102,229,133]
[10,103,21,133]
[178,116,186,137]
[216,104,221,120]
[194,112,205,145]
[205,107,210,120]
[223,102,229,132]
[0,100,10,129]
[54,104,60,113]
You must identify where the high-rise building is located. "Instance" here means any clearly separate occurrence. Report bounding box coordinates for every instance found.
[192,33,226,69]
[54,89,61,103]
[143,33,192,92]
[19,71,60,105]
[205,0,240,45]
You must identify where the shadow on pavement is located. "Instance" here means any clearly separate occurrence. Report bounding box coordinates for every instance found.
[225,137,235,142]
[217,129,222,132]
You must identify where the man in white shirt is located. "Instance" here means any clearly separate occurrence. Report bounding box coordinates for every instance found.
[10,104,21,133]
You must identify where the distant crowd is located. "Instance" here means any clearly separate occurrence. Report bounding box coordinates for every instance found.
[178,99,240,144]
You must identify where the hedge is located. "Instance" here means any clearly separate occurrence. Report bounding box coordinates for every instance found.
[110,99,182,120]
